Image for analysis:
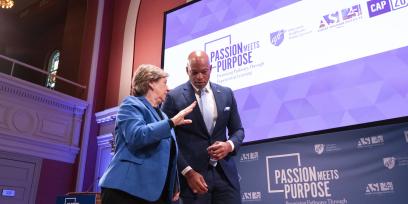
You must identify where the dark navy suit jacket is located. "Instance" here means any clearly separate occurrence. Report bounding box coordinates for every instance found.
[99,96,178,203]
[162,82,245,196]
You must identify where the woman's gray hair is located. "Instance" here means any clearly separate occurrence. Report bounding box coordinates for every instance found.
[131,64,168,96]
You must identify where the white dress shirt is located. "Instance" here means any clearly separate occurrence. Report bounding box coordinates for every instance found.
[181,82,235,176]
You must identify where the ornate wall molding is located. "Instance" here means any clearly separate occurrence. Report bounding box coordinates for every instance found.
[95,106,118,124]
[92,107,118,191]
[93,133,114,191]
[0,73,87,163]
[0,73,87,115]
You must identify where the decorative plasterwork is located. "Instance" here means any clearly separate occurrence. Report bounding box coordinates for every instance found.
[93,107,118,191]
[93,133,114,191]
[0,73,87,115]
[0,73,87,163]
[95,106,118,124]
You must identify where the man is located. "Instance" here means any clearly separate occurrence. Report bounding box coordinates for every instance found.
[162,50,245,204]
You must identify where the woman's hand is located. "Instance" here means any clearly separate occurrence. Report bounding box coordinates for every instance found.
[171,101,197,126]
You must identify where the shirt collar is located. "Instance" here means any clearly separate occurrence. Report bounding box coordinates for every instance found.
[190,82,211,93]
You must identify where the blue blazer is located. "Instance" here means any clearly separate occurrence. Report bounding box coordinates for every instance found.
[162,82,245,196]
[99,96,179,203]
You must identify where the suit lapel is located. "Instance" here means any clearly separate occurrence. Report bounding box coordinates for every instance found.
[182,82,210,137]
[211,83,224,133]
[182,82,197,106]
[138,96,161,122]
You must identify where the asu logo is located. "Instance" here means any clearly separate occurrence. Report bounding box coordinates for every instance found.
[319,4,362,31]
[270,30,285,46]
[241,191,262,202]
[314,144,325,155]
[240,152,259,162]
[357,135,384,148]
[319,11,340,29]
[383,157,396,169]
[365,182,394,194]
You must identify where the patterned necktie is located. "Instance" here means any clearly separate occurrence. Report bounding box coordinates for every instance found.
[199,88,214,134]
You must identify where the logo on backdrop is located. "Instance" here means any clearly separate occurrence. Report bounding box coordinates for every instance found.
[240,151,259,162]
[318,4,362,32]
[383,156,408,169]
[270,26,312,47]
[404,131,408,143]
[357,135,384,148]
[205,35,260,73]
[365,181,394,195]
[314,144,325,155]
[265,153,345,203]
[383,157,396,169]
[270,30,285,46]
[367,0,408,18]
[241,191,262,202]
[204,35,263,85]
[314,143,341,154]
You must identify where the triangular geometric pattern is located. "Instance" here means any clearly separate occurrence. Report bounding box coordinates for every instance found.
[242,91,260,110]
[165,0,299,49]
[235,46,408,142]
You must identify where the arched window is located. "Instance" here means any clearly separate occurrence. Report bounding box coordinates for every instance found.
[46,50,60,89]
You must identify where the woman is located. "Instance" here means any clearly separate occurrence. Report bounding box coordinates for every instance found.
[99,64,196,204]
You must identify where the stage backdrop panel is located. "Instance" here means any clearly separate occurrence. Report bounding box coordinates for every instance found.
[235,122,408,203]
